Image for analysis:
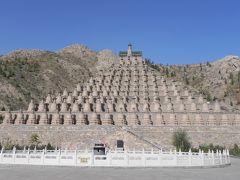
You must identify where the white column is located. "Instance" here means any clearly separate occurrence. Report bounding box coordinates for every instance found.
[188,149,192,166]
[13,146,16,164]
[126,150,129,167]
[158,149,162,166]
[0,147,3,163]
[219,150,223,165]
[75,149,77,166]
[41,149,45,165]
[143,148,146,167]
[91,151,94,167]
[212,150,215,165]
[222,150,226,164]
[27,148,30,164]
[58,149,61,165]
[227,149,231,164]
[216,150,219,165]
[201,150,204,166]
[177,149,181,166]
[108,153,112,167]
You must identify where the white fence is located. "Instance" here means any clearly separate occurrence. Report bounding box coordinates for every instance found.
[0,148,230,167]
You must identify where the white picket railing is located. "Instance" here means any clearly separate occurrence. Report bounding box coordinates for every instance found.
[0,148,230,167]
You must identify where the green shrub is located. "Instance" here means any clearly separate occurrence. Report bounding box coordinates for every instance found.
[29,133,40,145]
[0,141,56,150]
[229,144,240,156]
[172,129,191,151]
[199,143,225,153]
[46,143,55,150]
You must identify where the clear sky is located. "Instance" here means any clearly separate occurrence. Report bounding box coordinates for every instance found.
[0,0,239,64]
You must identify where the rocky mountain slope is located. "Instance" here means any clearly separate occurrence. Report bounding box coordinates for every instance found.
[153,56,240,112]
[0,45,117,110]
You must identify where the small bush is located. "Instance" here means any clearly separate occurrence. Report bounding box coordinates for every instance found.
[199,143,225,153]
[0,142,56,150]
[229,144,240,156]
[29,133,40,145]
[172,129,191,151]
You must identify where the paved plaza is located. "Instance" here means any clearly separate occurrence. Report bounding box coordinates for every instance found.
[0,157,239,180]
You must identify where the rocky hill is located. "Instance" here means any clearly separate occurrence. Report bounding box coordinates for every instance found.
[152,56,240,112]
[0,45,117,110]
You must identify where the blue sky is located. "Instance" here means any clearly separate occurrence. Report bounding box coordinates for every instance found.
[0,0,239,64]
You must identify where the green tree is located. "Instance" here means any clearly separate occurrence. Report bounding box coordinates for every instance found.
[206,61,211,67]
[166,68,169,77]
[213,96,217,101]
[30,133,40,145]
[46,143,55,150]
[238,71,240,87]
[171,72,176,77]
[230,144,240,156]
[185,77,189,85]
[172,129,191,151]
[206,93,212,102]
[230,72,234,85]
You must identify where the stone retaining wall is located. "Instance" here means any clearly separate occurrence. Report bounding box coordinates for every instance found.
[0,125,239,150]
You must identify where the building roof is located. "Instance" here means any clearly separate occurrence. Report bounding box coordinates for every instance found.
[119,51,142,57]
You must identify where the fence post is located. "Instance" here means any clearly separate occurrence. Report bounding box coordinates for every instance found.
[109,152,112,167]
[75,149,77,166]
[126,150,129,167]
[143,148,146,167]
[178,149,182,166]
[222,150,226,164]
[216,150,219,165]
[27,148,30,164]
[201,150,204,166]
[172,149,176,166]
[91,150,94,167]
[142,148,146,167]
[188,149,192,166]
[227,149,230,164]
[159,148,162,166]
[13,146,16,164]
[219,150,222,165]
[0,146,4,163]
[211,150,215,166]
[58,149,61,165]
[41,149,45,165]
[207,149,211,166]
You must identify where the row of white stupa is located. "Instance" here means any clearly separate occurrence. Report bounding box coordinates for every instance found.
[2,45,240,126]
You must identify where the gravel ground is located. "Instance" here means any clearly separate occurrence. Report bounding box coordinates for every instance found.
[0,158,239,180]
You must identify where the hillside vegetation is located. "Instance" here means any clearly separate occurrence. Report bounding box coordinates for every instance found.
[0,45,117,110]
